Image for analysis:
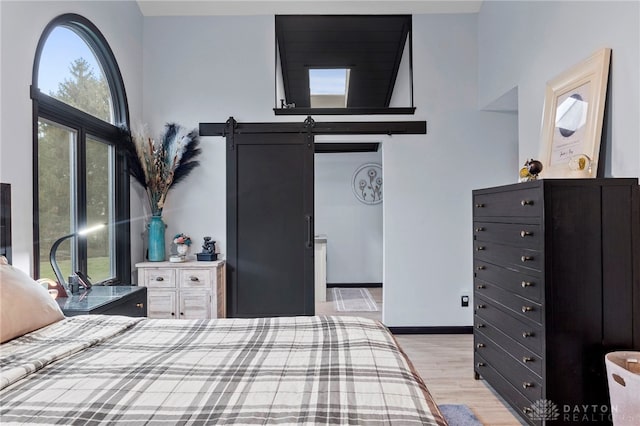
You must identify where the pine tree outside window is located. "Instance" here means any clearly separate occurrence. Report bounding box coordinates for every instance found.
[32,14,130,284]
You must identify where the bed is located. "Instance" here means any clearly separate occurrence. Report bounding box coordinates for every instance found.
[0,260,447,425]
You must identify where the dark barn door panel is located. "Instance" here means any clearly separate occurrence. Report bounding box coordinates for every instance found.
[228,133,314,317]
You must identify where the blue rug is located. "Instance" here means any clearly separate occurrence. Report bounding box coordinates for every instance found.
[438,404,483,426]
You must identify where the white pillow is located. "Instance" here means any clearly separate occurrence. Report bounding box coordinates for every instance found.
[0,260,64,343]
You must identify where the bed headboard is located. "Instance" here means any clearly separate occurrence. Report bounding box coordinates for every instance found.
[0,183,12,264]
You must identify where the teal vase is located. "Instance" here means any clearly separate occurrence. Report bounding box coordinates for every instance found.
[148,215,166,261]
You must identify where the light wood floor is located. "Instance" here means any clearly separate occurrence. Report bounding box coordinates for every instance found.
[316,288,523,425]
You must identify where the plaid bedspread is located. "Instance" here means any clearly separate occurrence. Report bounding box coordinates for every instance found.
[0,315,446,425]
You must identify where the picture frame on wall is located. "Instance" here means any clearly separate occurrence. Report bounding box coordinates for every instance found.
[539,48,611,178]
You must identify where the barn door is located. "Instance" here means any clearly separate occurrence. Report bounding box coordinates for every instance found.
[227,132,314,317]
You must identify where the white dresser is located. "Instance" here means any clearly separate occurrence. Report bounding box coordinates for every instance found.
[314,236,327,303]
[136,260,226,319]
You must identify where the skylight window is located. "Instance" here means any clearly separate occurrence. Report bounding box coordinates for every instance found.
[309,68,350,108]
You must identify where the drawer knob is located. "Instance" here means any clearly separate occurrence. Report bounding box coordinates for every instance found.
[476,343,485,348]
[476,266,486,271]
[521,199,534,206]
[190,276,200,282]
[520,230,533,237]
[476,362,485,367]
[476,324,485,329]
[475,203,485,208]
[180,312,184,316]
[136,303,144,308]
[522,331,534,338]
[522,382,534,389]
[522,306,534,313]
[521,255,533,262]
[475,227,485,232]
[476,284,486,289]
[171,312,175,316]
[523,407,533,414]
[522,356,534,363]
[476,246,485,251]
[521,281,533,288]
[476,304,486,309]
[155,277,164,282]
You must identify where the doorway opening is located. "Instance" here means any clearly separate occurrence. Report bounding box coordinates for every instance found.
[313,140,383,321]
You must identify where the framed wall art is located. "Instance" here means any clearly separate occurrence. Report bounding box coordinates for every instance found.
[352,163,382,204]
[539,48,611,178]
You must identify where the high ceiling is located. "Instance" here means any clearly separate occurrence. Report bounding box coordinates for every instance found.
[136,1,483,16]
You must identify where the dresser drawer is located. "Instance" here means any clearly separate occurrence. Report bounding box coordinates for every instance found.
[473,187,542,218]
[475,353,541,426]
[143,269,176,288]
[475,330,543,402]
[475,295,544,355]
[474,222,542,249]
[179,269,212,288]
[474,260,542,303]
[474,315,543,377]
[474,241,542,273]
[475,279,543,325]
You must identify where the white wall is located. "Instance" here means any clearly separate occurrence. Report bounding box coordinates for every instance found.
[0,1,144,275]
[382,14,517,326]
[478,1,640,176]
[314,151,383,284]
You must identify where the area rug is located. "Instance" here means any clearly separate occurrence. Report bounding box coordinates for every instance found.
[438,404,483,426]
[332,288,379,312]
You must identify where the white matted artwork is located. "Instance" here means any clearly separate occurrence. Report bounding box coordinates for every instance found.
[352,163,382,204]
[539,48,611,178]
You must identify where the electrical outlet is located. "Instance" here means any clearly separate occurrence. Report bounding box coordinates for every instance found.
[461,295,469,307]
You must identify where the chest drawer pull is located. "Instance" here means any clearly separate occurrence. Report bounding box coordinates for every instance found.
[136,303,144,308]
[475,203,485,208]
[522,331,534,338]
[476,266,486,271]
[476,246,485,251]
[476,284,486,289]
[476,323,485,329]
[189,276,200,282]
[522,306,534,313]
[522,382,534,389]
[520,199,534,206]
[521,281,533,288]
[522,356,534,363]
[476,304,486,309]
[521,255,533,262]
[155,277,164,281]
[523,407,533,414]
[520,230,533,237]
[475,227,485,232]
[476,343,485,348]
[476,362,485,368]
[171,312,175,316]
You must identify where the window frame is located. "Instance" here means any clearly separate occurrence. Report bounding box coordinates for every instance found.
[31,13,131,283]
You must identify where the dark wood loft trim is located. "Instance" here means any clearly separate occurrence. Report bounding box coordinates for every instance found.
[274,107,416,116]
[315,143,379,153]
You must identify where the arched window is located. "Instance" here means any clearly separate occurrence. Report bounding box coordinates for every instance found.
[32,14,130,284]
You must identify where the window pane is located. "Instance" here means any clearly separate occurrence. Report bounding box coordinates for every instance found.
[38,121,76,281]
[38,27,114,123]
[86,137,115,282]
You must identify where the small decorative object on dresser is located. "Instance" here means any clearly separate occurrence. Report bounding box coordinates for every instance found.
[136,260,226,319]
[170,233,192,263]
[197,236,218,261]
[472,178,639,426]
[518,159,543,182]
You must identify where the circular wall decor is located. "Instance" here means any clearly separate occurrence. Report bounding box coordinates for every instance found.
[352,163,382,204]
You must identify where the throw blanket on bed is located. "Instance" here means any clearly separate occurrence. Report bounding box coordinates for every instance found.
[0,315,446,425]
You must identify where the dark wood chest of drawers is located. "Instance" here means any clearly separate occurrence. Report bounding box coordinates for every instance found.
[472,179,640,425]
